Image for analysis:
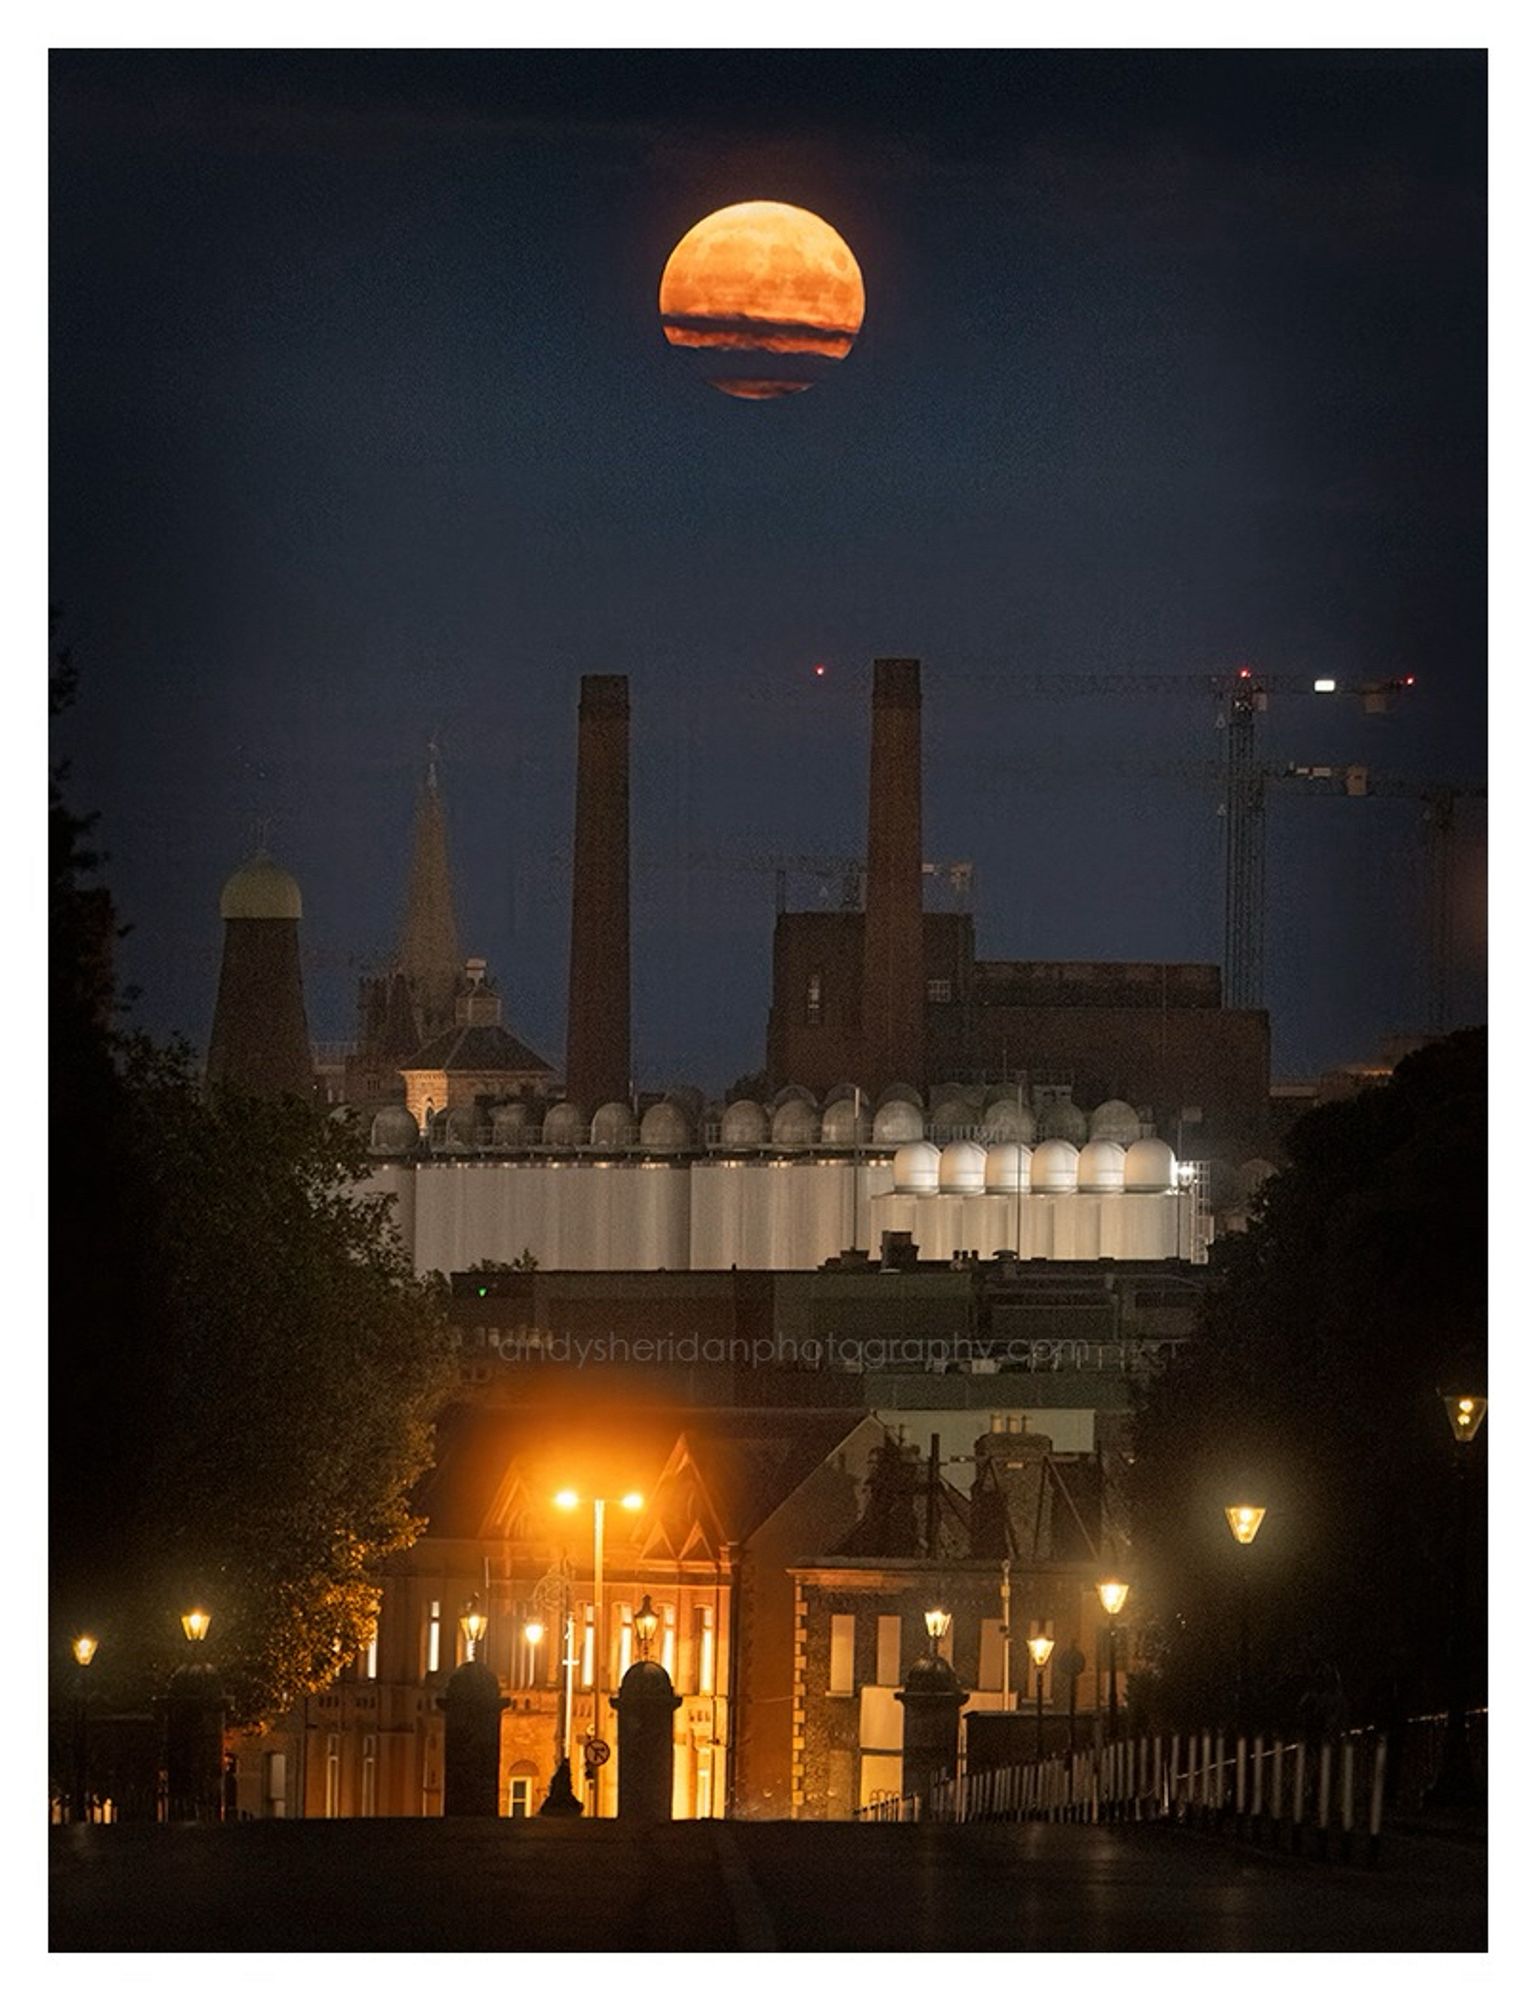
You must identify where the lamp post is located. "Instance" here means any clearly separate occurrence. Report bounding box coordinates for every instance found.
[553,1486,644,1816]
[1429,1394,1487,1808]
[69,1635,98,1824]
[459,1595,489,1663]
[167,1606,224,1822]
[924,1605,952,1654]
[1026,1634,1054,1761]
[1097,1580,1129,1741]
[1224,1503,1266,1730]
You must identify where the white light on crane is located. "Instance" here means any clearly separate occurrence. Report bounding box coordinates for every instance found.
[1313,679,1337,693]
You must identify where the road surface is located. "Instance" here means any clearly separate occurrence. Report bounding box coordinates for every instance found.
[50,1817,1486,1952]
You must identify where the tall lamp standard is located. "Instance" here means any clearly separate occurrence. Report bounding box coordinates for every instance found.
[1026,1634,1055,1761]
[1429,1394,1487,1808]
[1224,1504,1266,1730]
[1097,1580,1129,1741]
[69,1635,98,1824]
[553,1486,644,1816]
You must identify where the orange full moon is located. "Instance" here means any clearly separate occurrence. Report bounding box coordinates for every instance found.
[659,201,866,399]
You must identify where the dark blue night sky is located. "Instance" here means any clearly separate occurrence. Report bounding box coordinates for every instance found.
[50,49,1486,1087]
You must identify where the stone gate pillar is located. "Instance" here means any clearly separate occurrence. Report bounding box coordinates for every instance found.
[895,1654,968,1810]
[610,1659,682,1822]
[438,1660,509,1817]
[164,1663,227,1823]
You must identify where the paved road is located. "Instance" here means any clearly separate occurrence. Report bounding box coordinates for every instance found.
[50,1818,1486,1953]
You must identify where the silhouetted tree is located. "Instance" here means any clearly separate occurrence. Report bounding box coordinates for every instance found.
[1129,1030,1486,1732]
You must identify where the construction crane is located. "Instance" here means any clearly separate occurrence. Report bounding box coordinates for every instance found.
[1278,765,1485,1034]
[949,666,1415,1008]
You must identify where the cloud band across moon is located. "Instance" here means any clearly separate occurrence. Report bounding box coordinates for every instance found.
[659,200,865,399]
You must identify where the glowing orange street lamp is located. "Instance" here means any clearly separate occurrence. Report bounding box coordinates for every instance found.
[1224,1503,1266,1726]
[1026,1634,1055,1760]
[924,1606,952,1653]
[551,1486,647,1815]
[634,1594,660,1660]
[72,1635,98,1668]
[1444,1394,1487,1445]
[69,1634,99,1823]
[1097,1581,1129,1740]
[459,1596,489,1661]
[181,1608,211,1644]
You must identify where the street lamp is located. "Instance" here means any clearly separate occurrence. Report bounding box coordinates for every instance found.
[69,1635,98,1823]
[1026,1634,1054,1761]
[1097,1580,1129,1740]
[1430,1393,1487,1807]
[181,1607,211,1644]
[552,1486,646,1815]
[459,1595,489,1661]
[1224,1502,1265,1728]
[634,1594,660,1659]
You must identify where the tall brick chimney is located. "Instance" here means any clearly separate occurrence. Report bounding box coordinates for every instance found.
[207,851,313,1100]
[860,657,925,1090]
[565,674,631,1111]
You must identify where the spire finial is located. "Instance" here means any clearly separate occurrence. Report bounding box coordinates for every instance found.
[426,734,440,793]
[251,814,272,856]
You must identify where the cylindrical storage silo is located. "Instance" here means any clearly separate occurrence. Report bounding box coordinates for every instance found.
[1078,1140,1127,1191]
[821,1097,873,1146]
[771,1097,818,1148]
[981,1098,1037,1144]
[938,1140,987,1193]
[639,1101,692,1152]
[720,1099,770,1148]
[591,1101,638,1148]
[1030,1140,1080,1192]
[984,1142,1032,1192]
[1089,1099,1142,1145]
[542,1101,587,1148]
[1124,1138,1177,1193]
[892,1140,941,1194]
[873,1099,924,1145]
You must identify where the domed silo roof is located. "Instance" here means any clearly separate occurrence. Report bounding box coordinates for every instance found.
[720,1099,770,1147]
[1039,1098,1088,1144]
[591,1101,638,1148]
[369,1105,419,1155]
[639,1100,693,1151]
[821,1097,873,1146]
[441,1105,481,1151]
[892,1140,941,1194]
[981,1098,1037,1143]
[1089,1099,1142,1145]
[877,1081,924,1110]
[939,1140,987,1192]
[872,1099,924,1145]
[929,1100,971,1140]
[984,1142,1032,1191]
[1124,1138,1177,1193]
[771,1097,818,1147]
[490,1101,532,1147]
[1078,1140,1127,1191]
[1031,1139,1080,1191]
[219,852,303,921]
[770,1083,817,1111]
[542,1101,587,1148]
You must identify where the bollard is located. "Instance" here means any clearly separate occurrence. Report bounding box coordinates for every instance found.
[438,1660,509,1817]
[1341,1739,1356,1862]
[1317,1741,1333,1861]
[1291,1742,1306,1852]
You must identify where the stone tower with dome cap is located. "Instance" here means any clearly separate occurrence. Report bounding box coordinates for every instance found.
[206,850,314,1099]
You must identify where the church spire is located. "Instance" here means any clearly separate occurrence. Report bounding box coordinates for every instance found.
[399,738,461,1041]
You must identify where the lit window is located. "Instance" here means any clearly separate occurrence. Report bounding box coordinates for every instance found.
[694,1606,716,1695]
[829,1613,855,1695]
[662,1602,677,1677]
[324,1733,341,1819]
[926,978,952,1004]
[581,1604,596,1688]
[876,1614,902,1688]
[363,1631,378,1681]
[805,971,823,1026]
[508,1775,534,1819]
[426,1600,441,1677]
[360,1734,377,1818]
[616,1603,634,1680]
